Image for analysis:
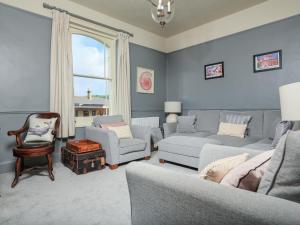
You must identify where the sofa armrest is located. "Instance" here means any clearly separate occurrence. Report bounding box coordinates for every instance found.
[126,162,300,225]
[130,125,151,157]
[85,126,119,164]
[163,122,177,137]
[198,144,262,171]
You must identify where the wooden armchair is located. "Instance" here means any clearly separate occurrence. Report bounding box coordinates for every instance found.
[7,112,60,188]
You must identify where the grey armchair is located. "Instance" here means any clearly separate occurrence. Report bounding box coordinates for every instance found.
[85,115,151,169]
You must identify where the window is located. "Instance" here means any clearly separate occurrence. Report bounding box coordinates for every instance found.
[71,30,115,127]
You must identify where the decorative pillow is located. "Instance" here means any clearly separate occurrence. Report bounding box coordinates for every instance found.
[221,150,274,192]
[225,114,252,124]
[101,122,127,129]
[199,153,249,183]
[107,125,133,139]
[24,117,57,143]
[258,131,300,203]
[176,115,196,133]
[271,121,294,148]
[217,122,247,138]
[93,116,102,127]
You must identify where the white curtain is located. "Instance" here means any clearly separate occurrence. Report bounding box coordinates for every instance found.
[113,32,131,123]
[50,10,75,138]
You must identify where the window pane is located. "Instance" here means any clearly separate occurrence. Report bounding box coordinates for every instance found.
[74,76,110,118]
[72,34,108,78]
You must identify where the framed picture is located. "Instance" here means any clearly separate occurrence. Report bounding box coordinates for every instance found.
[253,50,282,73]
[136,67,154,94]
[204,62,224,80]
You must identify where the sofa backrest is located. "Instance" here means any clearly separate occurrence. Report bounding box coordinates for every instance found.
[187,109,281,138]
[188,110,220,133]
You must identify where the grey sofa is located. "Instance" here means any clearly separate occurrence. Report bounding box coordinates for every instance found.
[126,144,300,225]
[158,110,282,168]
[85,115,151,169]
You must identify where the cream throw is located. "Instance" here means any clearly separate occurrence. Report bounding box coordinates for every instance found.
[50,10,75,138]
[199,153,249,183]
[217,122,247,138]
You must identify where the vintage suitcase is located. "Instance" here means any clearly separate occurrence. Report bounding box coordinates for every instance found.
[61,147,106,174]
[66,139,101,153]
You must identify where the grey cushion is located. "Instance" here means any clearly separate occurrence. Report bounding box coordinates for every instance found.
[188,110,220,133]
[225,114,252,124]
[169,131,212,138]
[220,110,264,138]
[263,110,281,139]
[243,138,273,150]
[158,136,221,158]
[119,138,146,155]
[207,134,260,147]
[258,131,300,203]
[176,115,196,133]
[93,115,123,127]
[271,121,294,148]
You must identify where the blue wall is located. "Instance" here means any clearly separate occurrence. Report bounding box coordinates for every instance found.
[166,15,300,111]
[130,43,166,125]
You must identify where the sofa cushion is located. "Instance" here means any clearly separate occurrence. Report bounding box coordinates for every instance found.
[271,121,294,148]
[176,115,196,133]
[220,110,264,138]
[207,134,260,147]
[243,138,273,150]
[158,136,221,158]
[93,115,123,127]
[263,110,281,139]
[170,131,212,138]
[119,138,146,155]
[188,110,220,133]
[258,131,300,203]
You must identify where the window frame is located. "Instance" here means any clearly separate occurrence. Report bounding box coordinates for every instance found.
[71,24,116,128]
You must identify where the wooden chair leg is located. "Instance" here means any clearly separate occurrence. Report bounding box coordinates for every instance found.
[144,156,151,160]
[20,157,24,176]
[109,164,118,170]
[46,154,55,181]
[11,157,21,188]
[159,159,165,164]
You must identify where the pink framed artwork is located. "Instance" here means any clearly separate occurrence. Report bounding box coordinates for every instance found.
[136,67,154,94]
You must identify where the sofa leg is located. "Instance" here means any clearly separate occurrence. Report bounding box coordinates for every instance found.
[159,159,165,164]
[144,156,151,160]
[109,164,119,170]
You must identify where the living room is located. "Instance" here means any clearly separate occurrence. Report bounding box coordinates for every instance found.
[0,0,300,224]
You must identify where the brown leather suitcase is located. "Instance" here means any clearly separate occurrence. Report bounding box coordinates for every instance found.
[66,139,101,153]
[61,147,105,174]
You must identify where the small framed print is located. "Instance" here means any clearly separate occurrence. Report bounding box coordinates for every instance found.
[253,50,282,73]
[136,67,154,94]
[204,62,224,80]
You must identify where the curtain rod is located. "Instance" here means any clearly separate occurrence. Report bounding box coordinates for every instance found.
[43,3,134,37]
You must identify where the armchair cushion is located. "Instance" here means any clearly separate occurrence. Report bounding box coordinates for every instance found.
[119,138,146,155]
[24,117,57,143]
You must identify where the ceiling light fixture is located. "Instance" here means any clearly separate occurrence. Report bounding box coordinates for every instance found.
[147,0,175,29]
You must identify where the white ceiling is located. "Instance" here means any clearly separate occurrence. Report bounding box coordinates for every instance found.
[70,0,267,37]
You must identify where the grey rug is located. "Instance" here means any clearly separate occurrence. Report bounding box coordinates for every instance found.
[0,152,196,225]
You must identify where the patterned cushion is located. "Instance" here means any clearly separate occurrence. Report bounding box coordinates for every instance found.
[271,121,294,147]
[24,118,57,143]
[176,115,196,133]
[225,114,252,124]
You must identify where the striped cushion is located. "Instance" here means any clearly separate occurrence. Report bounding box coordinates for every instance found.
[225,114,252,124]
[271,121,294,147]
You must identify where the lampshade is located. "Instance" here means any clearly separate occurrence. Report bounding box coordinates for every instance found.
[279,82,300,121]
[164,101,181,113]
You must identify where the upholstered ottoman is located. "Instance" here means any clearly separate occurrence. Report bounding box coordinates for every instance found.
[157,136,222,168]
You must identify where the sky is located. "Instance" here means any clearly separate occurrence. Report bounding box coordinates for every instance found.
[72,34,108,96]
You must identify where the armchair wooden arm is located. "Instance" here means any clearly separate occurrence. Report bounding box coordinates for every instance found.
[7,127,27,146]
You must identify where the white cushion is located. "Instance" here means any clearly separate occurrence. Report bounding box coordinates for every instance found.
[217,122,247,138]
[107,125,133,139]
[24,117,57,143]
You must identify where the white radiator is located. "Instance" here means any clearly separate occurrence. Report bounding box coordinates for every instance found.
[131,117,159,128]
